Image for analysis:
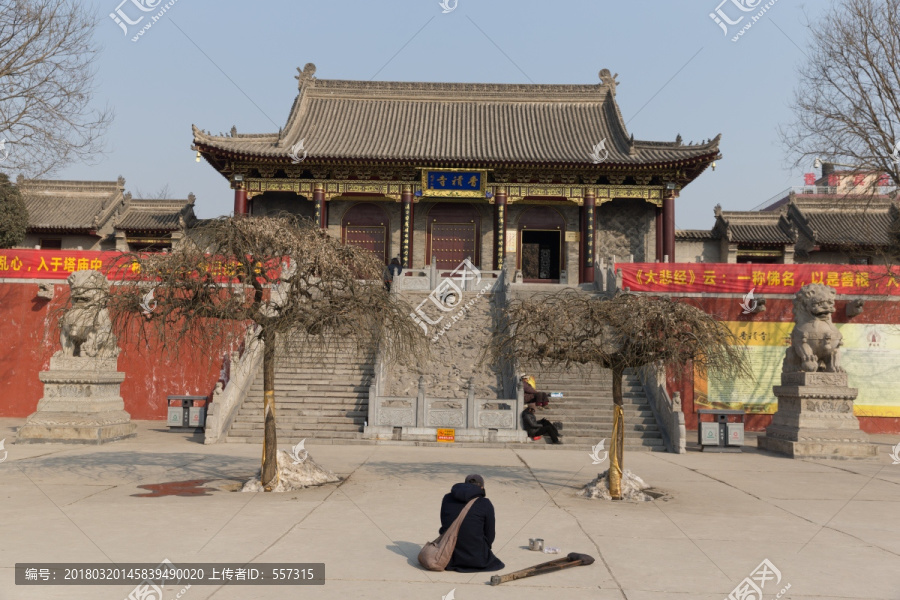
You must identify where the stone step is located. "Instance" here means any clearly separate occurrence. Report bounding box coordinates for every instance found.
[229,421,363,432]
[246,387,369,397]
[545,416,657,425]
[234,408,366,418]
[260,366,375,378]
[560,437,665,448]
[541,396,647,404]
[225,431,363,442]
[239,399,366,409]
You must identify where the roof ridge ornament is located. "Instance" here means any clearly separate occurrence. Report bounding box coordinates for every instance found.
[296,63,317,89]
[599,68,619,96]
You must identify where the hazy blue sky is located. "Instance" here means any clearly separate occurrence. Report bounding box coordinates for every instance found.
[58,0,829,229]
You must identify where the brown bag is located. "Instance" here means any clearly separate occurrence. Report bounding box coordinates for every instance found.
[417,497,479,571]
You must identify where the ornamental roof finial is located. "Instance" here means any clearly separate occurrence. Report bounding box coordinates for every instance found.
[599,68,619,96]
[295,63,317,89]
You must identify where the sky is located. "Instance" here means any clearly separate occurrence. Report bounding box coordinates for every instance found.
[54,0,830,230]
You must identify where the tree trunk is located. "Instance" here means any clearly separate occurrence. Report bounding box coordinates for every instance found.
[608,365,625,500]
[260,328,278,491]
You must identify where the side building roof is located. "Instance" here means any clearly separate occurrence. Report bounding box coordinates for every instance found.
[713,205,797,246]
[786,196,898,248]
[115,194,197,232]
[18,176,124,234]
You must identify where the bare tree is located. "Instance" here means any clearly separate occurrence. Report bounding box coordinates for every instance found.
[0,0,112,177]
[132,184,172,200]
[107,216,428,490]
[493,292,749,499]
[780,0,900,185]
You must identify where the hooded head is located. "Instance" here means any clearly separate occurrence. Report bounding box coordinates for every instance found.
[465,474,484,489]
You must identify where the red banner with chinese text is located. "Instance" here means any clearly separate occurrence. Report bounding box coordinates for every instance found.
[0,249,291,282]
[0,249,129,280]
[617,262,900,295]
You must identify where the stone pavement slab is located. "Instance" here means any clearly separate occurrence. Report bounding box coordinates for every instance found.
[0,419,899,600]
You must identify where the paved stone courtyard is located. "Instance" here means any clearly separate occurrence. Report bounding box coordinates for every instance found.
[1,419,898,600]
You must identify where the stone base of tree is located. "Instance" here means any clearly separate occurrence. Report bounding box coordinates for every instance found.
[16,356,136,444]
[241,450,340,492]
[578,469,652,501]
[757,372,877,459]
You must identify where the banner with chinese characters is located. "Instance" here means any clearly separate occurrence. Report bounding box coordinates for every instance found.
[0,249,127,280]
[0,249,284,282]
[618,263,900,295]
[421,169,486,198]
[696,321,900,417]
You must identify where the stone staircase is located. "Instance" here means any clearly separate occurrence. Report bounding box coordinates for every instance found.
[225,342,374,443]
[526,366,665,450]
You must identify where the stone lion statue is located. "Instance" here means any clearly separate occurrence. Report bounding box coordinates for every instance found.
[58,270,119,358]
[782,284,842,373]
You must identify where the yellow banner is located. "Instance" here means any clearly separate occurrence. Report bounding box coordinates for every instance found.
[699,322,900,417]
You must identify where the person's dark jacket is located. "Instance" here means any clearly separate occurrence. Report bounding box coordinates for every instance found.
[522,409,541,437]
[522,380,538,403]
[439,482,504,572]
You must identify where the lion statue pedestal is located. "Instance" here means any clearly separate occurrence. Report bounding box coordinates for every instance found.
[16,271,136,445]
[757,284,876,459]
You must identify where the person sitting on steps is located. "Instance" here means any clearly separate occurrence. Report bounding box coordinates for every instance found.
[521,406,563,444]
[521,375,550,410]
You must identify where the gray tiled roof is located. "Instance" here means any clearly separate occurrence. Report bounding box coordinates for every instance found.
[116,199,194,231]
[19,180,123,231]
[803,211,894,246]
[193,69,720,166]
[675,229,716,240]
[715,210,797,245]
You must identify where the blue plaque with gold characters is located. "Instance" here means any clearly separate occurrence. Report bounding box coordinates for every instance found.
[421,168,487,198]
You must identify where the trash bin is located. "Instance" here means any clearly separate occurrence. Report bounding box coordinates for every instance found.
[188,399,208,428]
[727,422,745,446]
[167,395,209,429]
[697,409,745,452]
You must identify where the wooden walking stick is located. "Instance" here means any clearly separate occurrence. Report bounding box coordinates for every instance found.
[490,552,595,586]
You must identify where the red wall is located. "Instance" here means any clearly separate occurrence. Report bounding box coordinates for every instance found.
[666,296,900,435]
[0,282,229,420]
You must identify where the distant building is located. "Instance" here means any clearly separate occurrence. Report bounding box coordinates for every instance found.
[19,177,125,250]
[676,165,899,264]
[114,194,197,251]
[16,175,196,252]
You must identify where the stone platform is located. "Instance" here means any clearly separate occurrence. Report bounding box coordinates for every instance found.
[757,372,877,459]
[16,355,136,444]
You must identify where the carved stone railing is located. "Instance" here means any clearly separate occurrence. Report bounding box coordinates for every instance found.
[204,328,263,444]
[395,257,504,293]
[365,389,524,443]
[638,363,686,453]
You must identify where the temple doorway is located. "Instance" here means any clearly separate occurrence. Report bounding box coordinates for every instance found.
[517,206,566,283]
[521,230,561,281]
[426,202,480,270]
[341,202,389,264]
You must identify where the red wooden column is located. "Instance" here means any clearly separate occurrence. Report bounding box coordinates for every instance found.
[582,189,596,283]
[493,187,508,270]
[233,186,248,215]
[401,185,414,268]
[313,185,327,229]
[655,206,663,262]
[663,191,676,262]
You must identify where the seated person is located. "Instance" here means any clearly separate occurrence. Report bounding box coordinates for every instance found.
[521,406,562,444]
[521,375,550,409]
[439,474,504,572]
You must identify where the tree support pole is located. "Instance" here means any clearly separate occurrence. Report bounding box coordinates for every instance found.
[261,328,279,490]
[609,365,625,499]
